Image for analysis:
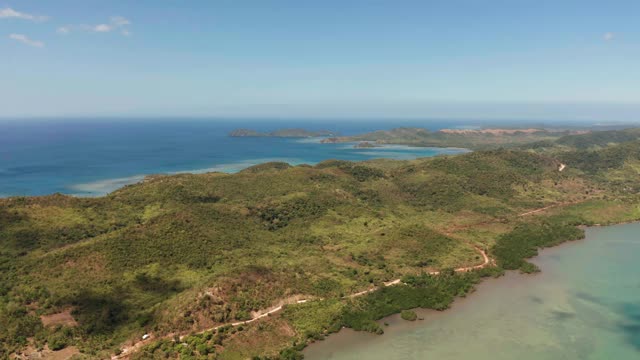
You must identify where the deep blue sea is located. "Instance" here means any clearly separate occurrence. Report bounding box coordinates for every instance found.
[0,118,482,197]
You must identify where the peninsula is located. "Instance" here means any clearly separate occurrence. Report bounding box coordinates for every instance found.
[320,127,588,150]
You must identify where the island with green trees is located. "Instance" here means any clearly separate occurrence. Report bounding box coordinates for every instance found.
[2,128,640,359]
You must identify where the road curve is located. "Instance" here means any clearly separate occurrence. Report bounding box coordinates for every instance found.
[114,247,490,359]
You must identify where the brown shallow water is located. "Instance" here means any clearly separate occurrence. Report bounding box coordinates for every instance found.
[304,223,640,360]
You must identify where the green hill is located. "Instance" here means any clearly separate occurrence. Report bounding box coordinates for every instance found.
[2,135,640,359]
[522,128,640,152]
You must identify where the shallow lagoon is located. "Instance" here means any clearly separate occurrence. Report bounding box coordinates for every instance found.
[305,223,640,360]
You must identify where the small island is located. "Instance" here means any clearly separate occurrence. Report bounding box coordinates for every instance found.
[229,128,337,138]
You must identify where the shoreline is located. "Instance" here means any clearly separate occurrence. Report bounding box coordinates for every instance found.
[303,221,640,357]
[304,273,517,357]
[115,247,490,358]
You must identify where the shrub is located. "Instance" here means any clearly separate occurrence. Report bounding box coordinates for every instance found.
[400,310,417,321]
[47,333,67,351]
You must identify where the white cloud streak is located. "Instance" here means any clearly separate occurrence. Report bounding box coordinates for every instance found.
[0,7,48,22]
[603,32,615,41]
[9,33,44,48]
[57,26,70,34]
[58,16,131,36]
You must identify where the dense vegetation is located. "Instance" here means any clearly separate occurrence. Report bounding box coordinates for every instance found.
[558,141,640,175]
[521,128,640,151]
[1,130,640,359]
[555,128,640,149]
[493,220,585,273]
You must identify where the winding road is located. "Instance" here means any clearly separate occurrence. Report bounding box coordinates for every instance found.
[113,247,490,359]
[116,191,583,359]
[347,247,490,298]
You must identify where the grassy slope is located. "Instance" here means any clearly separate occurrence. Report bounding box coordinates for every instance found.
[1,134,640,359]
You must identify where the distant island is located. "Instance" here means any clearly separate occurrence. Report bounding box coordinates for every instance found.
[229,128,338,138]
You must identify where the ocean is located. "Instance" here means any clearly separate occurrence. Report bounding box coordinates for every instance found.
[0,118,476,197]
[304,223,640,360]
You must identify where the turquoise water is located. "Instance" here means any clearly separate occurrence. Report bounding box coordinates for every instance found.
[304,223,640,360]
[0,119,469,197]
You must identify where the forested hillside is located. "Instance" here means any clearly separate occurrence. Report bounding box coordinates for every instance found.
[2,133,640,359]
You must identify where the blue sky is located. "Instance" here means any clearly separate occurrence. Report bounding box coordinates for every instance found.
[1,0,639,121]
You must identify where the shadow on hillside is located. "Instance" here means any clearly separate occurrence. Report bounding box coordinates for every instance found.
[71,292,129,335]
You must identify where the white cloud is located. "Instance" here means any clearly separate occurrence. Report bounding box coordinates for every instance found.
[58,16,132,36]
[9,33,44,48]
[94,24,112,32]
[57,26,71,34]
[0,7,48,22]
[603,32,615,41]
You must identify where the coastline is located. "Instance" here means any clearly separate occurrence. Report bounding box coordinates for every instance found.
[304,273,517,357]
[115,248,490,358]
[303,221,640,358]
